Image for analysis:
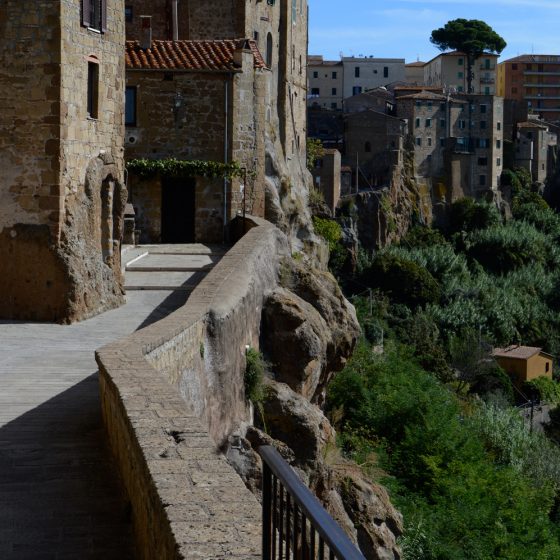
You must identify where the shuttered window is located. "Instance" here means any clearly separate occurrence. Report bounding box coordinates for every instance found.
[82,0,107,32]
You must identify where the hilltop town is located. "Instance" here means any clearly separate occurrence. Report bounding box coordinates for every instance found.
[3,2,560,559]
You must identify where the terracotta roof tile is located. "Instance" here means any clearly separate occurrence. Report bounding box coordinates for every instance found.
[492,345,543,360]
[126,39,266,72]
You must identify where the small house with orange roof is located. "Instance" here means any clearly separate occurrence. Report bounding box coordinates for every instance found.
[492,345,553,387]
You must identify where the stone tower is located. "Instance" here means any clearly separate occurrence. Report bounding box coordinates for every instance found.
[0,0,126,322]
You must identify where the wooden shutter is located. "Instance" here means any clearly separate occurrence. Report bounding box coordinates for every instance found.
[82,0,91,27]
[101,0,107,32]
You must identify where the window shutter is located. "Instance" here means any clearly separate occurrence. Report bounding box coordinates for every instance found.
[82,0,91,27]
[101,0,107,32]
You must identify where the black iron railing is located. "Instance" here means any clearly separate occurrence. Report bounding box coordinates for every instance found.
[259,446,366,560]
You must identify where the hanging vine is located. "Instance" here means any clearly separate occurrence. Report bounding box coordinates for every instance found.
[126,158,245,180]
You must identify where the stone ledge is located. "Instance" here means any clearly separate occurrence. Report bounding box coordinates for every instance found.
[97,217,285,560]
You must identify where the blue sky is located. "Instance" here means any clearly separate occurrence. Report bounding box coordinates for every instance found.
[308,0,559,63]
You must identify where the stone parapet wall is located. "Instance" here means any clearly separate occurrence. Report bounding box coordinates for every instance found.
[97,216,288,558]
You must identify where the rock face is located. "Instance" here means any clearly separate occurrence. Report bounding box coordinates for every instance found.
[339,149,432,253]
[262,259,360,404]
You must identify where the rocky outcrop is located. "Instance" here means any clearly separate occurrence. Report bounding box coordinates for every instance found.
[339,147,432,253]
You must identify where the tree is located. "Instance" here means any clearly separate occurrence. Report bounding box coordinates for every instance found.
[306,138,324,171]
[430,19,506,94]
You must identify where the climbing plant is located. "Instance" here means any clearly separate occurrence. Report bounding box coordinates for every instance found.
[126,158,246,180]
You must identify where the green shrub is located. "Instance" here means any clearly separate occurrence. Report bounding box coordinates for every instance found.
[446,198,501,236]
[400,225,448,249]
[524,376,560,406]
[244,348,266,403]
[357,253,441,308]
[312,216,342,252]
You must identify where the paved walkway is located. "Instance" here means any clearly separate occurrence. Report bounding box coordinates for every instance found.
[0,245,224,559]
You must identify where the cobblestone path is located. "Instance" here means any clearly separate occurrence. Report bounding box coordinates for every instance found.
[0,245,223,559]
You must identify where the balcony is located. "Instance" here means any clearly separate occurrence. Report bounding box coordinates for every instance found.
[524,71,560,76]
[523,83,560,88]
[480,78,495,84]
[480,64,496,70]
[525,95,560,100]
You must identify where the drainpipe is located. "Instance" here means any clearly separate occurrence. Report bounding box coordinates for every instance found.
[171,0,179,40]
[223,78,230,244]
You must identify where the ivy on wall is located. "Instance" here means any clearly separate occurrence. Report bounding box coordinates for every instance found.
[126,158,245,180]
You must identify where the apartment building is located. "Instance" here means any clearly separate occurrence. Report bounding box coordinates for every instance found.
[307,55,405,110]
[308,55,344,110]
[424,51,499,95]
[405,61,426,85]
[342,57,405,99]
[498,55,560,124]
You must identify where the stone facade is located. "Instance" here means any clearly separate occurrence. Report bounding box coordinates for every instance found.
[0,0,126,322]
[345,110,407,188]
[397,92,504,200]
[125,0,313,249]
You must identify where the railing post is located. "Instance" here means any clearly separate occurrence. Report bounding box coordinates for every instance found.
[262,460,272,560]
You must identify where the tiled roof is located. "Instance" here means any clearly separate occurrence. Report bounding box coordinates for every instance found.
[397,90,447,101]
[492,345,543,360]
[518,121,549,130]
[406,61,426,67]
[126,39,266,71]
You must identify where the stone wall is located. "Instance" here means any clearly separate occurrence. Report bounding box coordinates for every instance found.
[97,217,287,557]
[0,0,126,322]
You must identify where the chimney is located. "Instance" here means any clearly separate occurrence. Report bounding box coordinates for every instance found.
[233,39,252,68]
[171,0,179,41]
[140,16,152,50]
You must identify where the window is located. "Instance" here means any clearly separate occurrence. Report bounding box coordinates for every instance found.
[440,102,446,111]
[416,137,422,146]
[427,137,432,147]
[311,87,320,96]
[426,118,432,127]
[440,119,446,127]
[331,102,337,110]
[415,100,422,107]
[125,86,136,126]
[459,120,466,129]
[477,138,489,148]
[480,104,487,114]
[125,5,133,22]
[497,122,501,131]
[365,141,371,153]
[484,87,490,95]
[87,60,99,118]
[266,33,273,67]
[546,362,550,373]
[479,175,486,186]
[254,31,259,42]
[512,63,518,70]
[332,71,337,79]
[383,66,389,78]
[82,0,106,32]
[484,59,491,69]
[331,88,337,95]
[478,157,488,165]
[292,0,297,24]
[480,121,487,129]
[313,71,318,79]
[458,86,464,92]
[440,138,446,147]
[496,139,501,149]
[458,71,464,79]
[355,67,360,78]
[352,86,362,95]
[415,118,420,128]
[497,157,501,166]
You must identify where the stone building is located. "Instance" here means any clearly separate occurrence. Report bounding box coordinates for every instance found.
[514,119,556,186]
[423,51,498,95]
[397,92,504,200]
[125,37,267,243]
[0,0,126,322]
[124,0,310,244]
[311,149,342,214]
[345,110,407,188]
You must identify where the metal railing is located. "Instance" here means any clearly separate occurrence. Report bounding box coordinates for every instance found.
[259,446,366,560]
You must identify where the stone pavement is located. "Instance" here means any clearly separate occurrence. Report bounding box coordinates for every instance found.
[0,245,224,559]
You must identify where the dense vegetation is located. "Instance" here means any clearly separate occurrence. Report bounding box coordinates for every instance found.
[323,169,560,558]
